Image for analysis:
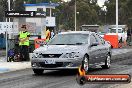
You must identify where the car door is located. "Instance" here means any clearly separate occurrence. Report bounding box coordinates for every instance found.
[99,36,108,60]
[94,34,107,63]
[89,34,100,66]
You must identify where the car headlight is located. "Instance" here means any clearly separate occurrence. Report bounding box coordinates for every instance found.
[63,52,79,58]
[33,53,39,58]
[33,53,43,58]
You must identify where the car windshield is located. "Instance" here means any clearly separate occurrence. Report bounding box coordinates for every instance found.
[47,33,89,45]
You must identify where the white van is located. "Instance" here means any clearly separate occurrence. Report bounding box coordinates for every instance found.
[106,28,127,42]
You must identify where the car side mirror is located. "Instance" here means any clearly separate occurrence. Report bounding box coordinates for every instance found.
[91,42,99,47]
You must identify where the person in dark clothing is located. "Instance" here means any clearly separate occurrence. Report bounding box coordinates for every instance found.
[127,29,132,45]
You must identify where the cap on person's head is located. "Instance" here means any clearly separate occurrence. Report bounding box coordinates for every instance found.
[21,25,26,29]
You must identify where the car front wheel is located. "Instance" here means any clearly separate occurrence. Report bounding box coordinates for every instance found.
[82,55,89,74]
[102,54,111,69]
[33,69,44,75]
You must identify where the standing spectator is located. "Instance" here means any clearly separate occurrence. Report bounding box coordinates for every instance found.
[18,25,30,61]
[58,30,61,34]
[127,29,131,45]
[50,30,54,39]
[45,29,50,42]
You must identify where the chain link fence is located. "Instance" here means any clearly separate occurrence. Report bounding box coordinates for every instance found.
[7,17,46,53]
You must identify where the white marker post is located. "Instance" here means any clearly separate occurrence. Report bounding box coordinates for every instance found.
[6,0,11,62]
[8,0,11,22]
[116,0,118,34]
[5,22,8,62]
[75,0,76,31]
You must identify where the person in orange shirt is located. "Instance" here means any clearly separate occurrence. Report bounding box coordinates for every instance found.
[45,29,51,42]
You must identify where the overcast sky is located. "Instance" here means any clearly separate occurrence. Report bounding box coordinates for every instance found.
[97,0,106,7]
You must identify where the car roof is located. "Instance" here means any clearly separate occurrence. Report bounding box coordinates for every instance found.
[59,31,94,35]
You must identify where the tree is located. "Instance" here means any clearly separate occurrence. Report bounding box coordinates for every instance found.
[13,0,24,11]
[104,0,132,25]
[0,0,8,21]
[76,0,100,30]
[104,0,116,24]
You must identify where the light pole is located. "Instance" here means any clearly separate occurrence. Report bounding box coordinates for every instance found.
[8,0,11,22]
[75,0,76,31]
[5,0,11,62]
[103,6,107,25]
[116,0,118,34]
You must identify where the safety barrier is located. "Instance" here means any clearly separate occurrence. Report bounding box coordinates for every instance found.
[34,39,46,49]
[104,35,119,48]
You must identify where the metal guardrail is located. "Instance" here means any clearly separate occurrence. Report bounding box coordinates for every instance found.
[7,39,35,53]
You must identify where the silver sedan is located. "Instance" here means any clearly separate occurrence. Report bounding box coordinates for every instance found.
[30,31,112,75]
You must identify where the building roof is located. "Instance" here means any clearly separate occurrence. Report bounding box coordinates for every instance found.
[110,25,127,28]
[24,2,59,7]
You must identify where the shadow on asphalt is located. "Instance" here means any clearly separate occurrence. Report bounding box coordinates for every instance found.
[32,68,106,77]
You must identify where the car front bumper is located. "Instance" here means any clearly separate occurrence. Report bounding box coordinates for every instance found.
[31,57,83,70]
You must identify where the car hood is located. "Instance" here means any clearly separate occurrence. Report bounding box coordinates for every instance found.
[33,45,87,54]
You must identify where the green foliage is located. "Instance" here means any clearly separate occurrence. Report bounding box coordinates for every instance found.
[25,0,60,3]
[0,0,131,30]
[0,0,8,21]
[56,0,101,31]
[14,0,25,11]
[104,0,132,26]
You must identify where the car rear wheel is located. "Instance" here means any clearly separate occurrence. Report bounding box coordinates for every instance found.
[33,69,44,75]
[102,54,111,69]
[82,55,89,74]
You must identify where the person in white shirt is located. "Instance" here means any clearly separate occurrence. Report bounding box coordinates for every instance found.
[50,30,54,39]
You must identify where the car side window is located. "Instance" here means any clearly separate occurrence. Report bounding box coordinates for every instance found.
[100,37,105,45]
[90,34,98,44]
[95,34,105,45]
[98,35,105,45]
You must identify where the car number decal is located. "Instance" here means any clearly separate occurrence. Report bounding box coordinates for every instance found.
[44,60,56,64]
